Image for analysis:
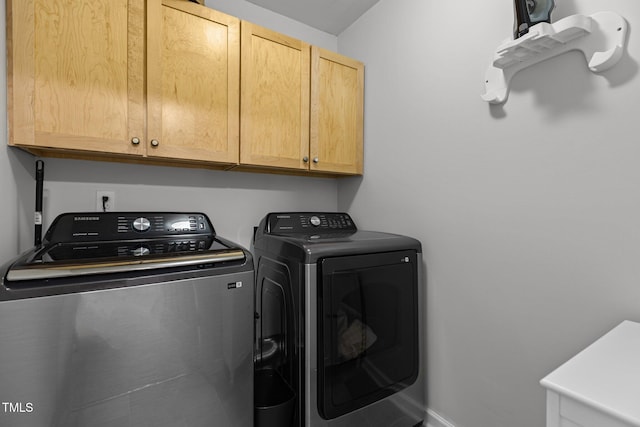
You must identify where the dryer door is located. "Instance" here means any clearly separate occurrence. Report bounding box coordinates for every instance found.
[317,250,419,420]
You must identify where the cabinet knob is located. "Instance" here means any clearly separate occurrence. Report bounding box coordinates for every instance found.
[303,156,309,163]
[131,137,140,145]
[150,139,160,147]
[313,157,319,164]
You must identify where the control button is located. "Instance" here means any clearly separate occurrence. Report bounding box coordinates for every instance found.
[310,216,321,227]
[132,246,150,256]
[133,217,151,232]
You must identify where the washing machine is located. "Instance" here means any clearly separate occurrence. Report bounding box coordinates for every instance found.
[253,212,426,427]
[1,212,254,427]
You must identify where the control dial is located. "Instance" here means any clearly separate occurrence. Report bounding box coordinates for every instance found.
[310,216,321,227]
[133,217,151,232]
[132,246,150,257]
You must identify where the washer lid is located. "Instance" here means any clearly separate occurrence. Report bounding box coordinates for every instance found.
[6,247,246,282]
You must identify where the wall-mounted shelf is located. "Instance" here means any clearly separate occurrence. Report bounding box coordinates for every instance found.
[482,11,628,104]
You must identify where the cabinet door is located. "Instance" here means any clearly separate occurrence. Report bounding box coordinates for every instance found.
[8,0,145,155]
[240,22,310,170]
[146,0,240,164]
[310,47,364,175]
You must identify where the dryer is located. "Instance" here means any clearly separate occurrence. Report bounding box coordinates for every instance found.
[253,212,426,427]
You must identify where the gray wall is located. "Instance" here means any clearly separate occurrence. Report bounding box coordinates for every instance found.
[338,0,640,426]
[205,0,337,50]
[0,0,339,261]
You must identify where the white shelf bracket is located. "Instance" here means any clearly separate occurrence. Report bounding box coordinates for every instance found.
[481,11,628,104]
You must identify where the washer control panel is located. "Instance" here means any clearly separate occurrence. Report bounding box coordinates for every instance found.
[266,212,356,235]
[45,212,214,244]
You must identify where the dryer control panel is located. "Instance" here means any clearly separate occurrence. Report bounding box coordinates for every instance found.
[266,212,356,235]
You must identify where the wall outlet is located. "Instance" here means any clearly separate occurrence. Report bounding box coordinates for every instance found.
[96,191,116,212]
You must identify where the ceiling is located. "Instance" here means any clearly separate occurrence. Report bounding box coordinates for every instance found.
[245,0,380,35]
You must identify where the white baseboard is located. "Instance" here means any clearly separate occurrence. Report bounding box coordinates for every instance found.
[426,408,456,427]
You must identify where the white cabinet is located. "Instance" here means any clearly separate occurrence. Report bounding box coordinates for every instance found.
[540,321,640,427]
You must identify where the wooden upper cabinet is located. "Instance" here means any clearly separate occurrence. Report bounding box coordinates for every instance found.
[7,0,146,156]
[310,47,364,175]
[8,0,239,165]
[240,24,364,176]
[7,1,363,176]
[146,0,240,165]
[240,22,310,170]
